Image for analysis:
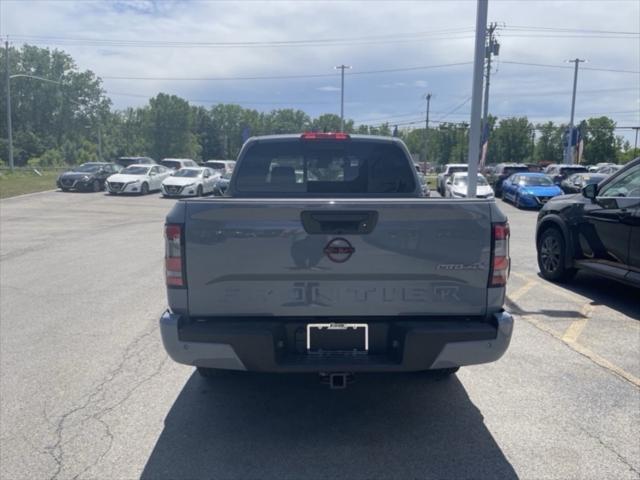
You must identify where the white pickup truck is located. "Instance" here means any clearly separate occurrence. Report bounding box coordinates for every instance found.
[160,133,513,388]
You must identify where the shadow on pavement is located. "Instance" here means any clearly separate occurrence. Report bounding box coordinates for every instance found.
[142,371,516,480]
[541,271,640,321]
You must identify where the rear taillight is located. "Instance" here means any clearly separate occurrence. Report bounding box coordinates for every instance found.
[489,222,510,287]
[165,224,185,287]
[301,132,350,140]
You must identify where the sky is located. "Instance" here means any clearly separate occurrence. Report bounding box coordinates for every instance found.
[1,0,639,142]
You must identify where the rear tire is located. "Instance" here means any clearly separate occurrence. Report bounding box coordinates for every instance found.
[537,227,577,282]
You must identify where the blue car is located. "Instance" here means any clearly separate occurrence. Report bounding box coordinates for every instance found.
[501,172,564,209]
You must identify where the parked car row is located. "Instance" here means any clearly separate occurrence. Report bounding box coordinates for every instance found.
[112,156,236,171]
[56,162,232,197]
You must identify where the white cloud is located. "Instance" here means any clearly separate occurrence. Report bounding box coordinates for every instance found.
[1,0,638,139]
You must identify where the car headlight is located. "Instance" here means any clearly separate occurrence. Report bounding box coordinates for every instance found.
[82,175,90,181]
[183,183,195,188]
[452,191,466,198]
[129,179,141,184]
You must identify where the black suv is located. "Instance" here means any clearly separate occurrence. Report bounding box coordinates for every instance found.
[57,162,121,192]
[489,163,529,197]
[536,157,640,286]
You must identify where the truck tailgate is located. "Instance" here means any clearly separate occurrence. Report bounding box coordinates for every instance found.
[184,199,493,317]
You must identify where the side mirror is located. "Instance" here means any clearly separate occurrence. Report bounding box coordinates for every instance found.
[582,183,597,199]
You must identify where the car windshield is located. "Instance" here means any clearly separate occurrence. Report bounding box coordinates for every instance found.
[503,166,529,175]
[519,176,553,186]
[206,162,226,170]
[453,176,488,186]
[121,166,149,175]
[448,166,467,175]
[173,169,201,178]
[74,164,102,173]
[560,167,588,175]
[118,158,143,166]
[160,160,182,169]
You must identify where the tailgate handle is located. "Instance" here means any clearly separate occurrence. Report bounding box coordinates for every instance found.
[301,211,378,234]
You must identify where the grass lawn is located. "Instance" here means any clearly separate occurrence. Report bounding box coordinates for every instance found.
[0,170,59,199]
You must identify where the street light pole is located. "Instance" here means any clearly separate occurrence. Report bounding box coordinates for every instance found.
[334,64,351,132]
[564,58,585,164]
[466,0,489,199]
[424,93,431,171]
[5,41,14,171]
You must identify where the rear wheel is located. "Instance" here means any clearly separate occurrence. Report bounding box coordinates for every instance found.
[537,227,576,282]
[141,182,149,195]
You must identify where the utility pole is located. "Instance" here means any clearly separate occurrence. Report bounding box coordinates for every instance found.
[466,0,489,198]
[481,22,499,136]
[5,40,14,171]
[423,93,431,171]
[633,126,639,153]
[334,64,351,132]
[564,58,585,164]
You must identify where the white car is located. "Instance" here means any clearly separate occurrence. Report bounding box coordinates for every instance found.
[159,158,199,171]
[203,160,236,176]
[445,172,495,199]
[161,167,217,197]
[106,164,172,195]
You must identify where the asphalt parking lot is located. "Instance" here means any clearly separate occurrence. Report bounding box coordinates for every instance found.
[1,190,638,480]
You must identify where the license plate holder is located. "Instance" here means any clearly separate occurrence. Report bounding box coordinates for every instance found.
[306,323,368,353]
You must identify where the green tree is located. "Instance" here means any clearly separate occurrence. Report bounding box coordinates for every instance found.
[534,121,563,163]
[1,44,110,165]
[489,117,533,164]
[264,109,310,134]
[145,93,199,159]
[579,116,619,164]
[311,114,353,133]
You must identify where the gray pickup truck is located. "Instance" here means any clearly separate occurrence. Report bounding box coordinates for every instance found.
[160,133,513,387]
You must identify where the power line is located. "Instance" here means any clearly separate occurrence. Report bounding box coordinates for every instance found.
[8,28,477,49]
[100,61,473,81]
[504,25,640,35]
[435,97,472,123]
[107,91,335,105]
[502,60,640,74]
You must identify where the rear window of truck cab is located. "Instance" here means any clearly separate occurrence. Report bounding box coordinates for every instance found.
[234,139,416,196]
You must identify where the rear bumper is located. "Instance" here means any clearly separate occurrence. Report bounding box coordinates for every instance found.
[160,311,513,372]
